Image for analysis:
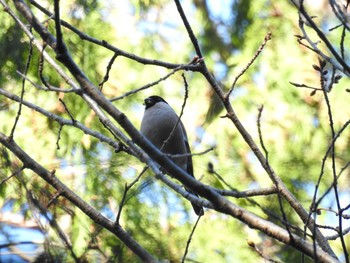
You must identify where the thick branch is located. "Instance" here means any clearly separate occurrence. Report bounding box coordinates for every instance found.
[200,65,336,258]
[8,0,338,260]
[170,0,336,254]
[0,132,156,262]
[0,132,339,263]
[29,0,200,70]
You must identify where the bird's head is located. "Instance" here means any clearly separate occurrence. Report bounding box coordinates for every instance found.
[144,96,168,109]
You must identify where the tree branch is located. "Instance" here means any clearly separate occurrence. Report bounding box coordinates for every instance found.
[0,132,156,262]
[4,0,340,261]
[173,2,336,257]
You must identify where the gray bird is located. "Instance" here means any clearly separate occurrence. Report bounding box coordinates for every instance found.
[140,95,204,216]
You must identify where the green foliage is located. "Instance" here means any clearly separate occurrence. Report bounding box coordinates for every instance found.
[0,12,26,86]
[0,0,349,262]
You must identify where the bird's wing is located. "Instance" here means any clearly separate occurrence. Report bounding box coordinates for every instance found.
[179,121,194,177]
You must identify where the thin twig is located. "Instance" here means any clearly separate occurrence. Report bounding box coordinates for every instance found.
[316,207,350,220]
[207,163,306,236]
[340,26,346,60]
[160,73,189,151]
[167,147,214,159]
[38,43,52,89]
[257,105,294,241]
[115,183,128,226]
[59,98,76,123]
[293,0,350,76]
[257,106,268,159]
[26,188,79,262]
[329,0,350,32]
[16,70,77,93]
[9,34,33,140]
[226,32,272,99]
[247,240,281,263]
[30,0,198,70]
[304,58,349,262]
[56,124,63,150]
[316,160,350,209]
[110,64,188,102]
[99,53,118,91]
[174,0,203,58]
[289,81,322,91]
[0,88,122,153]
[327,227,350,241]
[47,191,62,208]
[0,166,25,186]
[207,161,234,190]
[181,213,202,263]
[115,167,148,225]
[321,73,349,261]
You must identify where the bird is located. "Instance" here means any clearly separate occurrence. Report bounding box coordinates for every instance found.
[140,95,204,216]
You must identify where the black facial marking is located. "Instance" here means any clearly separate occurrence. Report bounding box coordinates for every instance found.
[144,96,168,109]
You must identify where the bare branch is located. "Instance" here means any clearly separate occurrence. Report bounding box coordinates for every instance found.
[174,0,203,58]
[0,166,25,186]
[174,0,336,256]
[0,88,122,152]
[9,34,33,140]
[327,227,350,241]
[58,98,76,123]
[115,167,148,226]
[16,71,77,93]
[181,214,202,263]
[226,32,272,99]
[212,186,277,198]
[110,63,190,102]
[291,0,350,76]
[247,240,281,263]
[257,105,294,242]
[30,0,200,70]
[99,53,118,91]
[167,147,214,159]
[1,0,344,261]
[0,132,156,262]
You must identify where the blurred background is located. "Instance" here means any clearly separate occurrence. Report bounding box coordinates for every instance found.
[0,0,349,262]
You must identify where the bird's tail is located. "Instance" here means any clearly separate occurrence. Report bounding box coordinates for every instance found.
[191,201,204,216]
[186,188,204,216]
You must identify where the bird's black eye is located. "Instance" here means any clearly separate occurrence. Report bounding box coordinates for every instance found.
[144,96,168,109]
[144,98,155,109]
